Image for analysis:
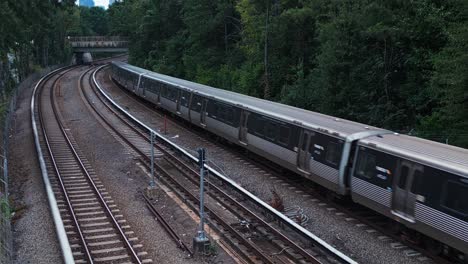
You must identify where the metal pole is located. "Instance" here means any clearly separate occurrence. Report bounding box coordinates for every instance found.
[193,147,210,256]
[197,148,206,240]
[3,110,9,200]
[3,159,7,202]
[150,131,155,187]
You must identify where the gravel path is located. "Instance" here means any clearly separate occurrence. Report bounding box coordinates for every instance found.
[97,67,435,264]
[10,73,62,263]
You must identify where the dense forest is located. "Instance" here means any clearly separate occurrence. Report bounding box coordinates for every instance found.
[0,0,109,94]
[0,0,466,148]
[108,0,468,148]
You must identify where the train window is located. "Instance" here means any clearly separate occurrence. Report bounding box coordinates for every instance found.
[308,140,314,153]
[167,87,173,99]
[410,170,423,194]
[306,132,317,153]
[167,87,175,100]
[161,84,168,98]
[146,80,152,92]
[225,108,234,125]
[325,142,340,165]
[253,118,265,137]
[220,105,227,121]
[162,86,177,101]
[209,102,234,125]
[219,105,226,120]
[356,152,376,179]
[171,88,179,101]
[265,122,277,141]
[191,95,203,112]
[279,126,290,146]
[442,180,468,216]
[152,82,160,93]
[302,135,308,151]
[398,165,409,189]
[180,91,190,107]
[211,103,219,118]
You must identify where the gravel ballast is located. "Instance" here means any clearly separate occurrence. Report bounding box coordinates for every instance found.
[57,67,235,263]
[10,73,62,264]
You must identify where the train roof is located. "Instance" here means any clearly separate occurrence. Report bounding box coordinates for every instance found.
[112,61,384,138]
[112,61,468,177]
[361,134,468,178]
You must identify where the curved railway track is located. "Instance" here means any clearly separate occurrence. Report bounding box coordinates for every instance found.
[82,65,355,264]
[32,65,151,264]
[99,65,456,263]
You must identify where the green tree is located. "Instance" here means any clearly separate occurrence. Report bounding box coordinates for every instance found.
[180,0,240,88]
[304,0,450,131]
[419,0,468,146]
[1,0,80,82]
[108,0,468,148]
[79,6,109,35]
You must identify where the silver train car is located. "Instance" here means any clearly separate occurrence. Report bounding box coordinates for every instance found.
[110,61,467,258]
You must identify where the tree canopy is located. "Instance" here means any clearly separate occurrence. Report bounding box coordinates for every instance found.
[108,0,468,148]
[0,0,110,97]
[2,0,466,148]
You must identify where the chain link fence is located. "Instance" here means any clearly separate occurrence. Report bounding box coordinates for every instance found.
[0,65,62,263]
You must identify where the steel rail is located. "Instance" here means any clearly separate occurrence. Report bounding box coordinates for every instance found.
[38,67,95,263]
[31,66,76,264]
[154,164,278,264]
[29,56,128,264]
[90,71,323,263]
[148,146,318,263]
[92,99,324,264]
[85,75,313,263]
[84,68,275,263]
[162,155,323,263]
[93,65,357,264]
[142,194,193,256]
[82,70,194,257]
[116,73,451,263]
[76,68,143,264]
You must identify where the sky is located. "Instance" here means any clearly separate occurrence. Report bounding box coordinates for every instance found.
[76,0,109,8]
[94,0,108,8]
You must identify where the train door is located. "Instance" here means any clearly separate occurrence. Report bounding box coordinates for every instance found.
[188,93,193,122]
[141,77,146,97]
[238,110,249,144]
[297,130,312,172]
[136,74,143,94]
[200,99,208,126]
[392,160,423,221]
[156,83,161,104]
[133,75,139,92]
[176,90,181,114]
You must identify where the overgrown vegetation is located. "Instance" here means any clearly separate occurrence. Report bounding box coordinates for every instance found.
[0,198,11,220]
[108,0,468,148]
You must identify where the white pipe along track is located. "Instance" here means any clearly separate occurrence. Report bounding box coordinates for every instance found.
[31,66,75,264]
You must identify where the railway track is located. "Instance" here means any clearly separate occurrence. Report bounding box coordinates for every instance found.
[84,65,355,264]
[31,65,151,263]
[99,68,453,263]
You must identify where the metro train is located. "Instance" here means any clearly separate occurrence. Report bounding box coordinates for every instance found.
[110,61,467,259]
